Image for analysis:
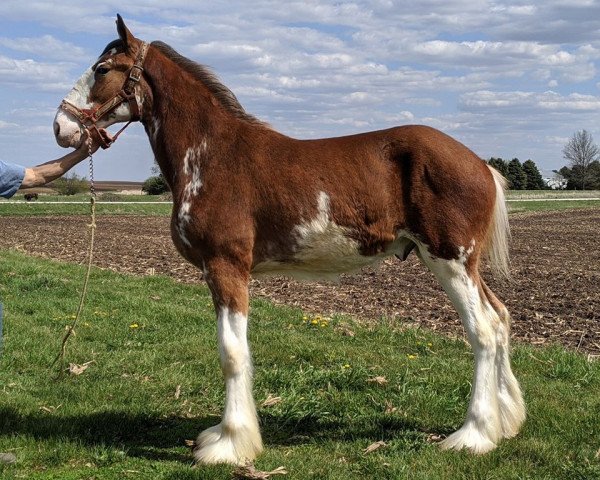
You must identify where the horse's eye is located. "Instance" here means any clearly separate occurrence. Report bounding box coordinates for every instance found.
[95,66,110,76]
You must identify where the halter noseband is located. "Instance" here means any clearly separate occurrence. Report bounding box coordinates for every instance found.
[60,42,149,149]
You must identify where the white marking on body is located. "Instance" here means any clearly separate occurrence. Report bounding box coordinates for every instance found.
[457,239,476,264]
[176,145,206,248]
[175,223,191,247]
[194,307,262,464]
[253,192,417,281]
[150,117,161,145]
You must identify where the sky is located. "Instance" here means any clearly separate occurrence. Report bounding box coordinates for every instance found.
[1,1,600,181]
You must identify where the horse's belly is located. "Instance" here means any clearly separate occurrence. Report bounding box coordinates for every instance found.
[252,242,382,281]
[251,191,414,281]
[251,228,411,282]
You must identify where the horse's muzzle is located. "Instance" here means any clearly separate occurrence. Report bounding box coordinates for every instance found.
[53,109,85,149]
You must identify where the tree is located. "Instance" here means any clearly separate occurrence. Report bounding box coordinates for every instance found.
[590,160,600,189]
[52,172,89,195]
[488,157,509,178]
[142,175,169,195]
[522,159,545,190]
[562,130,600,190]
[557,165,579,189]
[506,158,527,190]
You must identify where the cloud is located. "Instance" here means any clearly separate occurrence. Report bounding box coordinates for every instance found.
[0,55,75,92]
[0,35,87,60]
[460,90,600,113]
[0,120,18,129]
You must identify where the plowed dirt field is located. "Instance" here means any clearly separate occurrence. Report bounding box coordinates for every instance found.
[1,209,598,355]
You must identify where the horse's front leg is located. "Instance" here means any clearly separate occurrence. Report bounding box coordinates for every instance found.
[193,258,263,465]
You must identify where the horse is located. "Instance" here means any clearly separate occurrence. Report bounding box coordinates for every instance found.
[53,15,525,465]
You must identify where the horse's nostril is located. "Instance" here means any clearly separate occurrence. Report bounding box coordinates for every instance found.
[53,122,60,137]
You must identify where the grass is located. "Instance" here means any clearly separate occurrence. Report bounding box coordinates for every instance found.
[0,250,598,479]
[507,199,600,213]
[506,190,600,199]
[0,193,171,216]
[1,190,599,217]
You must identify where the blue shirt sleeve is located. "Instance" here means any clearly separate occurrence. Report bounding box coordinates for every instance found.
[0,160,26,199]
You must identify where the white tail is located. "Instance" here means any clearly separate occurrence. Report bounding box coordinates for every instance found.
[485,165,511,278]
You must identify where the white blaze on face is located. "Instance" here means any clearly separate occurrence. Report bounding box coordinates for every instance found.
[53,67,94,148]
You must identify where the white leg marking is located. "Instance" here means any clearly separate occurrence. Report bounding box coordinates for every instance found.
[495,311,526,438]
[194,307,263,465]
[420,248,502,454]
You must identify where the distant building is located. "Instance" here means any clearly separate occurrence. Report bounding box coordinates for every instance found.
[542,170,567,189]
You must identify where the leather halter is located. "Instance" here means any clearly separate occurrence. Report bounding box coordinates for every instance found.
[60,42,149,149]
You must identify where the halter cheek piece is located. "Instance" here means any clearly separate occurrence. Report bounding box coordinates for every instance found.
[59,42,149,149]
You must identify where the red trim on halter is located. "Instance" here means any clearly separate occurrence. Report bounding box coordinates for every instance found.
[60,42,149,149]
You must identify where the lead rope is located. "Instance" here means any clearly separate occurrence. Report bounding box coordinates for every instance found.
[51,135,97,379]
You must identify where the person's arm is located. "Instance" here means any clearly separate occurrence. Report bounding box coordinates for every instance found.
[21,138,100,189]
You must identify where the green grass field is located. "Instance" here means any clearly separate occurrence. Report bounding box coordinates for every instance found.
[0,250,598,479]
[507,199,600,213]
[2,190,599,217]
[0,197,172,216]
[506,190,600,199]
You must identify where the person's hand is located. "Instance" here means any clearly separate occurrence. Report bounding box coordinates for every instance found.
[75,131,101,158]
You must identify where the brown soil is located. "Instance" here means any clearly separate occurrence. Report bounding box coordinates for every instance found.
[1,209,598,356]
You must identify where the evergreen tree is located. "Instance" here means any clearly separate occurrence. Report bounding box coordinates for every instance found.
[522,159,545,189]
[588,160,600,189]
[506,158,527,190]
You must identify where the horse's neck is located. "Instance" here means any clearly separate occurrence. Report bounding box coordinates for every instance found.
[142,53,232,196]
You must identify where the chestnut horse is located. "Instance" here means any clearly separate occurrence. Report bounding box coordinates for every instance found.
[53,16,525,465]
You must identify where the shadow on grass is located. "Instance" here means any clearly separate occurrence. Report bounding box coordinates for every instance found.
[0,406,435,462]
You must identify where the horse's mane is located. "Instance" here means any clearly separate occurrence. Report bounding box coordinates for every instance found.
[150,40,267,127]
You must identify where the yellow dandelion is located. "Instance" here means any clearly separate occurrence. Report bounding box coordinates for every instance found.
[343,364,351,369]
[311,319,319,325]
[407,354,417,360]
[129,323,139,329]
[427,342,433,347]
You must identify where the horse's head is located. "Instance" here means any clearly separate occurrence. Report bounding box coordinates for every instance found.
[54,15,149,149]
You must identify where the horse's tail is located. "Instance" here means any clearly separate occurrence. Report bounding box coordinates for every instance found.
[485,165,511,278]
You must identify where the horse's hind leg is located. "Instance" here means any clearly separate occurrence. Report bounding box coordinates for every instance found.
[480,280,526,438]
[417,245,523,453]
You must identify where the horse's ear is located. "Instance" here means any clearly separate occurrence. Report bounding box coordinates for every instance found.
[116,14,135,52]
